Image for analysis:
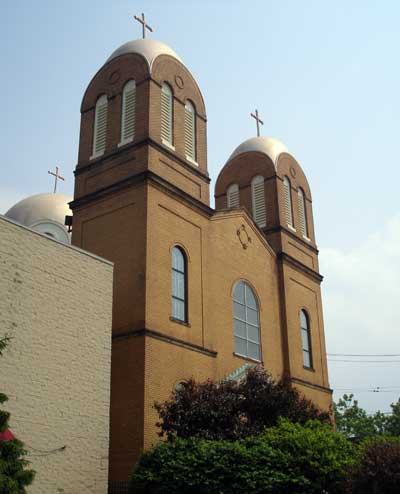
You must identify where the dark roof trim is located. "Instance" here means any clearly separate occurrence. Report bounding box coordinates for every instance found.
[279,252,324,283]
[112,327,217,358]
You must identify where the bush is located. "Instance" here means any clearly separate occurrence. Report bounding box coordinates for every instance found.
[348,437,400,494]
[155,366,331,441]
[130,418,354,494]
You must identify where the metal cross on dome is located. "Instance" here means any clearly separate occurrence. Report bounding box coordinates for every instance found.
[134,12,153,39]
[48,166,65,194]
[251,109,264,137]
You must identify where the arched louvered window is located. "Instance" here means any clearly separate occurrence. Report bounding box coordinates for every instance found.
[120,80,136,145]
[283,176,294,228]
[298,188,309,238]
[233,281,261,361]
[91,94,108,159]
[171,246,187,322]
[161,83,173,146]
[227,184,239,208]
[184,100,196,162]
[251,175,266,228]
[300,310,312,368]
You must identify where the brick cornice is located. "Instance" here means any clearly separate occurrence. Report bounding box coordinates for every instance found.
[69,170,214,218]
[291,376,333,395]
[75,136,211,183]
[112,327,217,358]
[278,252,323,283]
[263,225,319,254]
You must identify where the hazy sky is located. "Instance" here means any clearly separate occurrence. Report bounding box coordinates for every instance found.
[2,1,399,413]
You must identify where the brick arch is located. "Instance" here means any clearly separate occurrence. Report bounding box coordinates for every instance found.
[276,154,312,201]
[215,152,275,199]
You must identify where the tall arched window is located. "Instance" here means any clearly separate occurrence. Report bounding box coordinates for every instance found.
[300,310,312,368]
[283,176,294,228]
[120,80,136,145]
[233,281,261,361]
[227,183,239,208]
[184,100,196,162]
[161,83,173,146]
[251,175,266,228]
[171,246,187,322]
[297,188,309,238]
[91,94,108,159]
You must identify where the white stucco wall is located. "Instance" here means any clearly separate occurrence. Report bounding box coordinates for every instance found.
[0,215,113,494]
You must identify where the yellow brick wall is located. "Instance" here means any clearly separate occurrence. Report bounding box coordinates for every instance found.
[0,216,113,494]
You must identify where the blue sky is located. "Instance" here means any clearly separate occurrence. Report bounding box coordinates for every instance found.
[2,1,400,413]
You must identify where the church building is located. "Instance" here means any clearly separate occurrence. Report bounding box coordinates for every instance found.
[69,29,332,484]
[1,20,332,492]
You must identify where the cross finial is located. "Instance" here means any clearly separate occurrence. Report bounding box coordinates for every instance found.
[251,109,264,137]
[134,12,153,39]
[48,166,65,194]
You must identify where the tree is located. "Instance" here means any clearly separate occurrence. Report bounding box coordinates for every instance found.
[155,366,331,441]
[385,399,400,436]
[334,394,377,441]
[348,437,400,494]
[334,394,400,440]
[0,334,35,494]
[130,418,355,494]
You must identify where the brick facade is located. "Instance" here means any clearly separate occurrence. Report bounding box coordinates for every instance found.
[70,43,332,483]
[0,216,113,494]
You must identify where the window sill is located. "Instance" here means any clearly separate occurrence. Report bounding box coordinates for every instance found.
[170,316,191,328]
[118,137,134,148]
[303,365,315,372]
[233,352,262,364]
[186,156,199,167]
[287,224,296,232]
[302,235,311,242]
[162,138,175,151]
[89,151,105,161]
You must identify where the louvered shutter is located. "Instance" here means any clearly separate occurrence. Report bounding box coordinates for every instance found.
[298,188,309,237]
[121,80,136,144]
[161,83,173,145]
[283,177,293,227]
[251,176,266,228]
[227,184,240,208]
[92,95,108,158]
[185,101,196,161]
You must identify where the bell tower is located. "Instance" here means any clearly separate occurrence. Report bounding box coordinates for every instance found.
[215,135,330,411]
[70,33,210,481]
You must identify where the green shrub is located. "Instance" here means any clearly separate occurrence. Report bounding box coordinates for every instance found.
[130,419,355,494]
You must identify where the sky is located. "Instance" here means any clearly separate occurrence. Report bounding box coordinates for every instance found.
[2,1,399,414]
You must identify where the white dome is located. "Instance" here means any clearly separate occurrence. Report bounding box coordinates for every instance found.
[106,39,182,71]
[227,136,290,167]
[5,193,72,244]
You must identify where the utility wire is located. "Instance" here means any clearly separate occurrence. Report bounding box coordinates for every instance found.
[328,353,400,357]
[328,358,400,364]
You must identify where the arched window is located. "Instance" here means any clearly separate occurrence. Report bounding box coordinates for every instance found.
[297,188,309,238]
[120,80,136,145]
[91,94,108,159]
[161,83,173,146]
[251,175,266,228]
[300,310,312,368]
[171,247,187,322]
[233,281,261,361]
[184,100,196,162]
[283,176,294,228]
[227,183,239,208]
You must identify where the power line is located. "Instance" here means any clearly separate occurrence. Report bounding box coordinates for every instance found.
[328,359,400,363]
[328,353,400,357]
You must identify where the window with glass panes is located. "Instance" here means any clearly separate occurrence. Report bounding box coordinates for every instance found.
[233,281,261,360]
[300,310,312,368]
[171,247,187,322]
